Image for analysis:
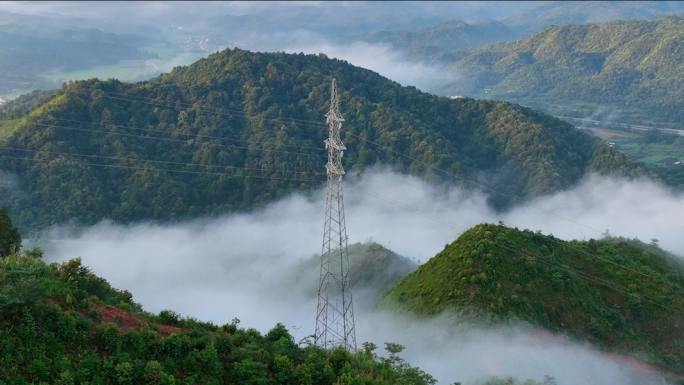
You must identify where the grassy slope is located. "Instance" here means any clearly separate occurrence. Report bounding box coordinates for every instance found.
[0,94,66,140]
[0,119,23,139]
[383,223,684,373]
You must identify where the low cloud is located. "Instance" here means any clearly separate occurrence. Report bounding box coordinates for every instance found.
[283,39,458,92]
[223,29,458,92]
[37,170,683,384]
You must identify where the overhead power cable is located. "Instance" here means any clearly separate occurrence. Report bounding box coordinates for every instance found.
[2,145,677,314]
[0,154,325,183]
[16,86,660,281]
[63,90,330,131]
[333,91,604,235]
[16,121,327,158]
[0,146,327,176]
[44,116,325,152]
[67,85,605,235]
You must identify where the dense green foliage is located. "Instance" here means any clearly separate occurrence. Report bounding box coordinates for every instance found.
[347,20,519,57]
[650,165,684,190]
[0,252,436,384]
[0,29,157,93]
[0,206,21,258]
[0,48,649,233]
[383,223,684,373]
[434,17,684,128]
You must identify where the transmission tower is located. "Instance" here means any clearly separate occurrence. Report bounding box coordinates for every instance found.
[315,78,357,351]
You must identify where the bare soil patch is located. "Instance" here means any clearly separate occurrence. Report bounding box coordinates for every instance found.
[90,304,182,336]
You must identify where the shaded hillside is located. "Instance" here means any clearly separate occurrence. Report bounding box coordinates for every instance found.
[0,212,436,384]
[435,17,684,128]
[345,19,520,58]
[296,241,417,305]
[0,48,649,232]
[383,223,684,373]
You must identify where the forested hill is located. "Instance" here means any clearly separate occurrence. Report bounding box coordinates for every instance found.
[0,48,648,232]
[435,16,684,127]
[383,223,684,374]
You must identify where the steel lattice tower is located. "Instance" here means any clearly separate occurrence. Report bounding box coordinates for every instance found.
[315,79,356,351]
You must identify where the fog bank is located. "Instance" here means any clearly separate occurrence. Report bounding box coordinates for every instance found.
[38,170,683,384]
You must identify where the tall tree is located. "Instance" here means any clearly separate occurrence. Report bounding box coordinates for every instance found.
[0,206,20,258]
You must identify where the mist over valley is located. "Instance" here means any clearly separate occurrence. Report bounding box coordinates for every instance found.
[1,2,684,384]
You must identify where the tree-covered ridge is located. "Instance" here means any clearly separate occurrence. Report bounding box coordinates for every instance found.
[0,48,649,232]
[383,223,684,374]
[434,16,684,128]
[0,211,436,385]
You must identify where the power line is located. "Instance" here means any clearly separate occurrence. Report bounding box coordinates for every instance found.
[13,89,662,281]
[0,154,325,183]
[9,61,679,318]
[63,90,330,131]
[2,143,678,314]
[12,86,662,281]
[63,80,614,235]
[340,116,604,235]
[42,116,326,152]
[3,133,664,283]
[16,121,327,158]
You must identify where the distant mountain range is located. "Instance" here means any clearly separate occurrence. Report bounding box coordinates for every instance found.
[340,19,523,59]
[503,1,684,34]
[0,48,648,232]
[430,16,684,129]
[0,11,163,94]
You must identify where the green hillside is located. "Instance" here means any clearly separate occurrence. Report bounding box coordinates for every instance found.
[383,223,684,373]
[0,48,650,233]
[503,1,684,34]
[434,17,684,128]
[0,211,437,385]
